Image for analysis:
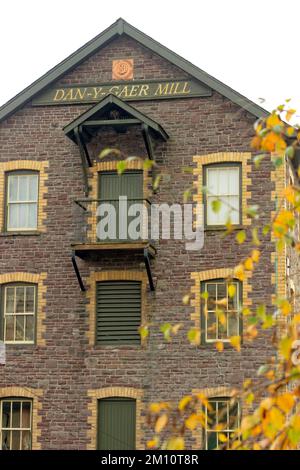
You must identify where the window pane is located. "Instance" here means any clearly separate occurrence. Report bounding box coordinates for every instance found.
[5,316,14,341]
[8,176,18,202]
[207,312,217,340]
[12,402,21,428]
[207,197,219,225]
[16,287,25,313]
[2,402,11,428]
[22,402,31,428]
[216,282,226,301]
[8,204,19,229]
[25,287,35,313]
[11,430,20,450]
[15,316,25,341]
[218,169,230,195]
[28,204,37,229]
[18,203,28,228]
[207,168,219,195]
[228,196,240,224]
[25,316,34,342]
[2,430,10,450]
[5,287,15,314]
[227,168,239,195]
[207,431,217,450]
[228,312,238,337]
[18,176,28,201]
[21,430,31,450]
[28,175,38,201]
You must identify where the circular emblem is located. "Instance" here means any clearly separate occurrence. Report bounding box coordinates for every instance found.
[112,59,134,80]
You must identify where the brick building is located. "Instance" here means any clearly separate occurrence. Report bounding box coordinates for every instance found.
[0,18,293,450]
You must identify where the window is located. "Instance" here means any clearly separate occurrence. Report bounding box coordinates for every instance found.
[1,284,36,344]
[98,397,136,450]
[6,172,39,231]
[205,397,240,450]
[96,281,141,345]
[98,171,143,241]
[201,279,241,342]
[0,399,32,450]
[205,164,241,226]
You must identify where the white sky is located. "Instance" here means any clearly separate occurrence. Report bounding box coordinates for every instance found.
[1,0,299,119]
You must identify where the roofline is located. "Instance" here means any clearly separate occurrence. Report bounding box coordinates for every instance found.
[0,18,269,123]
[63,93,169,141]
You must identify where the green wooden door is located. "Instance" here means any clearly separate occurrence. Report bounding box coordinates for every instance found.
[98,171,143,242]
[96,281,141,345]
[98,398,136,450]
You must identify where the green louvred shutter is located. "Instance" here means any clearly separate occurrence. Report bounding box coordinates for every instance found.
[98,398,136,450]
[98,171,143,242]
[96,281,141,345]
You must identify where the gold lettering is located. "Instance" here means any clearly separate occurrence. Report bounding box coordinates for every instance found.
[74,88,87,100]
[128,85,140,97]
[118,86,129,98]
[109,86,120,96]
[181,81,191,94]
[138,84,149,96]
[169,82,177,94]
[63,89,75,101]
[154,83,170,96]
[92,87,103,99]
[53,89,65,101]
[173,82,181,95]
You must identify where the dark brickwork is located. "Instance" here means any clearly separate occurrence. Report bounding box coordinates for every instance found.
[0,33,276,449]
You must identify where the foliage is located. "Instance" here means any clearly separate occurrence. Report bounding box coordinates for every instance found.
[143,102,300,450]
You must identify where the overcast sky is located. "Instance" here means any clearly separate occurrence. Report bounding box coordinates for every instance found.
[1,0,299,119]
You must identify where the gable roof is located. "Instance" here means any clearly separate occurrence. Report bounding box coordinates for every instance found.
[64,93,169,142]
[0,18,268,123]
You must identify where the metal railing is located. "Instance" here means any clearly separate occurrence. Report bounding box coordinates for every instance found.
[72,198,152,244]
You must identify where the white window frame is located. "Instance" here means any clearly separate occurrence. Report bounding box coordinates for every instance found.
[3,284,36,344]
[0,399,32,450]
[205,398,240,450]
[203,280,241,343]
[206,165,241,226]
[6,173,39,231]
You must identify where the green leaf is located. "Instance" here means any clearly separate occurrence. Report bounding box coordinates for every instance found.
[246,205,259,219]
[257,304,266,319]
[153,175,161,191]
[143,158,155,170]
[285,146,295,159]
[212,199,221,213]
[116,160,127,175]
[257,364,269,376]
[262,224,270,236]
[236,230,246,244]
[160,323,172,342]
[98,148,120,159]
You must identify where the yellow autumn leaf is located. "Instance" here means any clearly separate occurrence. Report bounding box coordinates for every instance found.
[251,249,260,263]
[150,403,162,413]
[182,294,190,305]
[244,257,254,271]
[228,284,236,298]
[286,109,296,122]
[218,433,228,443]
[276,393,295,413]
[216,341,224,352]
[172,323,183,335]
[178,396,192,411]
[147,438,159,448]
[234,264,245,281]
[185,413,200,430]
[230,335,241,352]
[279,299,291,316]
[269,407,285,431]
[155,413,168,433]
[188,328,201,345]
[266,113,282,128]
[165,437,185,450]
